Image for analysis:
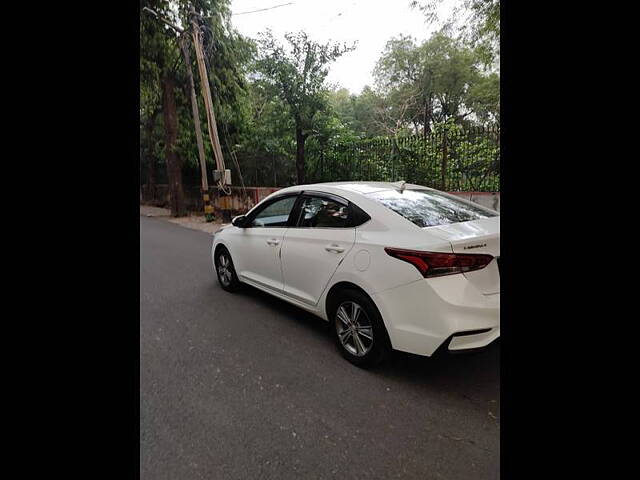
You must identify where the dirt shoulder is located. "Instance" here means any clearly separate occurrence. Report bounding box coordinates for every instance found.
[140,205,227,235]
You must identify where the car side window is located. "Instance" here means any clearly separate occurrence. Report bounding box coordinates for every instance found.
[296,196,350,228]
[250,196,297,227]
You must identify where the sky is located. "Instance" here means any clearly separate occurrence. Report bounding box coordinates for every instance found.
[230,0,456,95]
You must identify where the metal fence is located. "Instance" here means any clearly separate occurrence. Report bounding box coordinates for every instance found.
[306,126,500,191]
[142,126,500,193]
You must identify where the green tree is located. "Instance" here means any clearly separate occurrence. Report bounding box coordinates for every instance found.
[351,86,392,137]
[141,0,187,216]
[467,72,499,124]
[328,89,356,131]
[374,32,498,134]
[327,87,389,138]
[255,30,355,183]
[409,0,500,65]
[234,78,296,186]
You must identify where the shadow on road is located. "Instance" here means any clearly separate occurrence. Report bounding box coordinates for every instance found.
[376,340,500,402]
[228,282,500,397]
[233,282,333,336]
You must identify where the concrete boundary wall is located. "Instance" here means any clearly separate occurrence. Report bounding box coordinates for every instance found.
[141,185,500,215]
[446,192,500,212]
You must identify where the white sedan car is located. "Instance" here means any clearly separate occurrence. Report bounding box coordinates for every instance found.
[212,182,499,367]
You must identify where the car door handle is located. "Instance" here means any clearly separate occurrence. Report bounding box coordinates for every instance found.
[266,239,280,246]
[325,244,345,253]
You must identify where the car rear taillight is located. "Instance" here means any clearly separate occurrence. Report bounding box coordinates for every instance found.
[384,247,494,278]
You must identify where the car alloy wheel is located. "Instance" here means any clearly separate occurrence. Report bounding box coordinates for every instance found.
[217,253,233,287]
[335,300,374,357]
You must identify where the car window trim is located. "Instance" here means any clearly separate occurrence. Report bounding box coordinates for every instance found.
[300,190,349,206]
[290,191,354,229]
[300,191,371,228]
[244,192,301,228]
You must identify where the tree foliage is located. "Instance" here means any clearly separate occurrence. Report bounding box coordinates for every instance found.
[140,0,254,212]
[140,2,500,204]
[409,0,500,65]
[254,31,355,183]
[374,32,499,135]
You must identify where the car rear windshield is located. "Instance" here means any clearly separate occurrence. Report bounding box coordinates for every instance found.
[368,189,498,228]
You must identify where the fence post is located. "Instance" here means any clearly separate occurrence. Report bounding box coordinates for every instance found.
[441,129,448,190]
[391,138,396,181]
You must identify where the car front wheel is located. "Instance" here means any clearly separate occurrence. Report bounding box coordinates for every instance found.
[215,247,241,292]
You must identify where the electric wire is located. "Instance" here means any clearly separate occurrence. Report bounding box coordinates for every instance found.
[222,123,249,201]
[233,2,295,16]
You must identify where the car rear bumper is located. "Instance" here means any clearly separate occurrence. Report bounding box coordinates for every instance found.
[371,275,500,357]
[444,327,500,352]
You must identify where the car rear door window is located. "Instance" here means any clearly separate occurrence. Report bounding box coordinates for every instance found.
[368,189,498,228]
[296,196,350,228]
[250,196,297,227]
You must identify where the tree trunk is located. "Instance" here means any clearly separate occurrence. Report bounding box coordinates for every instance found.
[161,73,186,217]
[144,110,159,203]
[423,96,432,138]
[441,130,448,190]
[147,151,157,203]
[295,125,306,184]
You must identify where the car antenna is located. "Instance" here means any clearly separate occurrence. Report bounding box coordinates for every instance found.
[393,180,407,193]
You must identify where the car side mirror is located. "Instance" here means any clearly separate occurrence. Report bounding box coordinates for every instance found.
[232,215,247,228]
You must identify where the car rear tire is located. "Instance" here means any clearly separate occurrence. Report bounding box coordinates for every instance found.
[215,247,242,292]
[331,289,391,368]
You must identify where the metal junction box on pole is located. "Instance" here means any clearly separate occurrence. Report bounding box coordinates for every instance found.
[213,169,232,185]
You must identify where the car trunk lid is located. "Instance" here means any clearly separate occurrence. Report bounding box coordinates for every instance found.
[425,216,500,294]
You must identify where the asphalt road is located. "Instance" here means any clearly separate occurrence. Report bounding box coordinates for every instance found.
[140,216,500,479]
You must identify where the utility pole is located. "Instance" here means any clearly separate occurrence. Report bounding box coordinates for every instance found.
[179,36,214,220]
[189,7,233,222]
[143,6,231,221]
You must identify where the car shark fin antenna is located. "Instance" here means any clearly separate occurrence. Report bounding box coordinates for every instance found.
[394,180,407,193]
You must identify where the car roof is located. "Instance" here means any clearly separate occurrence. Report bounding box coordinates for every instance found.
[275,181,432,197]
